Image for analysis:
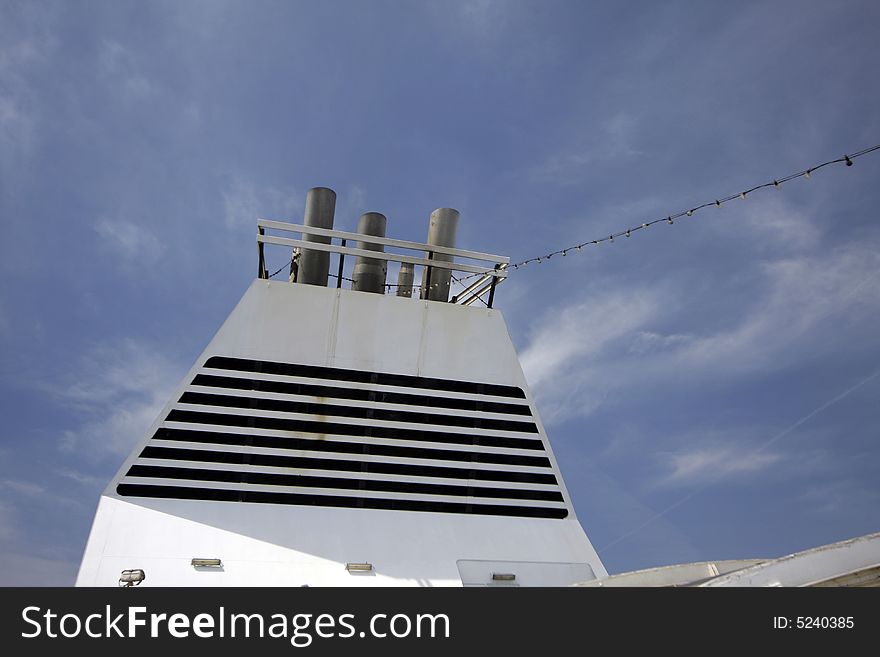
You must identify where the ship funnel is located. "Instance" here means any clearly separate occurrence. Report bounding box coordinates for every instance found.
[352,212,387,294]
[420,208,459,302]
[296,187,337,286]
[396,262,414,298]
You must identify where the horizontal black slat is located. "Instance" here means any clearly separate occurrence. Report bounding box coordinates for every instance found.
[125,465,564,502]
[116,483,568,519]
[204,356,527,399]
[166,410,545,451]
[192,374,533,416]
[179,391,538,433]
[143,439,557,481]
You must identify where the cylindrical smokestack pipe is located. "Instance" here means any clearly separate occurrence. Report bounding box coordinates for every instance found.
[396,262,414,297]
[420,208,459,302]
[352,212,387,294]
[296,187,337,286]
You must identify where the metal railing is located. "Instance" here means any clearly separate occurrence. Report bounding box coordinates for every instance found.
[256,219,509,307]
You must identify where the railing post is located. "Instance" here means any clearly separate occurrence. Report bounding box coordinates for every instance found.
[423,251,434,299]
[257,226,267,279]
[487,265,499,308]
[336,239,346,289]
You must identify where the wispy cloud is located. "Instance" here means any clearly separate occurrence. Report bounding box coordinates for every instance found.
[521,238,880,425]
[737,195,821,252]
[520,291,661,387]
[798,479,880,516]
[0,479,46,497]
[0,13,58,179]
[627,331,693,356]
[98,39,157,100]
[94,218,166,265]
[56,468,103,487]
[677,243,880,373]
[659,445,782,487]
[223,177,302,230]
[455,0,515,39]
[520,289,660,422]
[532,112,643,184]
[334,184,368,229]
[54,338,184,458]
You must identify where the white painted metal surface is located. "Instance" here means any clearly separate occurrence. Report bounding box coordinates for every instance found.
[699,531,880,587]
[574,532,880,587]
[458,560,595,587]
[76,280,605,586]
[574,560,764,587]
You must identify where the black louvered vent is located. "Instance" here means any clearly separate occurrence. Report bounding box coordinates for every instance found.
[117,356,568,519]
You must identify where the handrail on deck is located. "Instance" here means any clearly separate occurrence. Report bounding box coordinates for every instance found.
[255,219,509,307]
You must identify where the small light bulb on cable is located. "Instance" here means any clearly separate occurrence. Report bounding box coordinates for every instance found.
[609,234,614,242]
[805,169,812,178]
[740,191,747,200]
[625,229,631,237]
[845,155,853,166]
[686,209,693,217]
[642,223,648,229]
[576,245,582,251]
[715,200,721,207]
[773,180,780,188]
[667,217,673,225]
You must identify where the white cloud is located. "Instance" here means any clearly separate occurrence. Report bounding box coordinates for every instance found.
[0,28,56,177]
[798,479,880,516]
[627,331,693,355]
[660,446,782,487]
[456,0,513,39]
[532,112,642,184]
[94,218,166,264]
[223,178,302,230]
[56,469,103,487]
[55,339,184,458]
[520,290,660,423]
[0,479,46,497]
[334,184,368,229]
[99,39,157,99]
[521,291,660,388]
[520,238,880,425]
[738,195,820,251]
[677,243,880,373]
[0,94,29,134]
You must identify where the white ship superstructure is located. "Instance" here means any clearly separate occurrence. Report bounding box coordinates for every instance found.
[78,186,879,588]
[77,188,607,587]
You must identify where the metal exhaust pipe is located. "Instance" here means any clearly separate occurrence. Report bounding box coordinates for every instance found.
[295,187,336,286]
[396,262,414,297]
[352,212,387,294]
[420,207,459,302]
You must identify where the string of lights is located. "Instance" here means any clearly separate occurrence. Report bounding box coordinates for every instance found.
[267,263,356,284]
[265,144,878,294]
[453,144,880,283]
[267,260,453,294]
[267,263,288,279]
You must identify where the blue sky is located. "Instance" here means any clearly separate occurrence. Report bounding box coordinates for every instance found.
[1,0,879,584]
